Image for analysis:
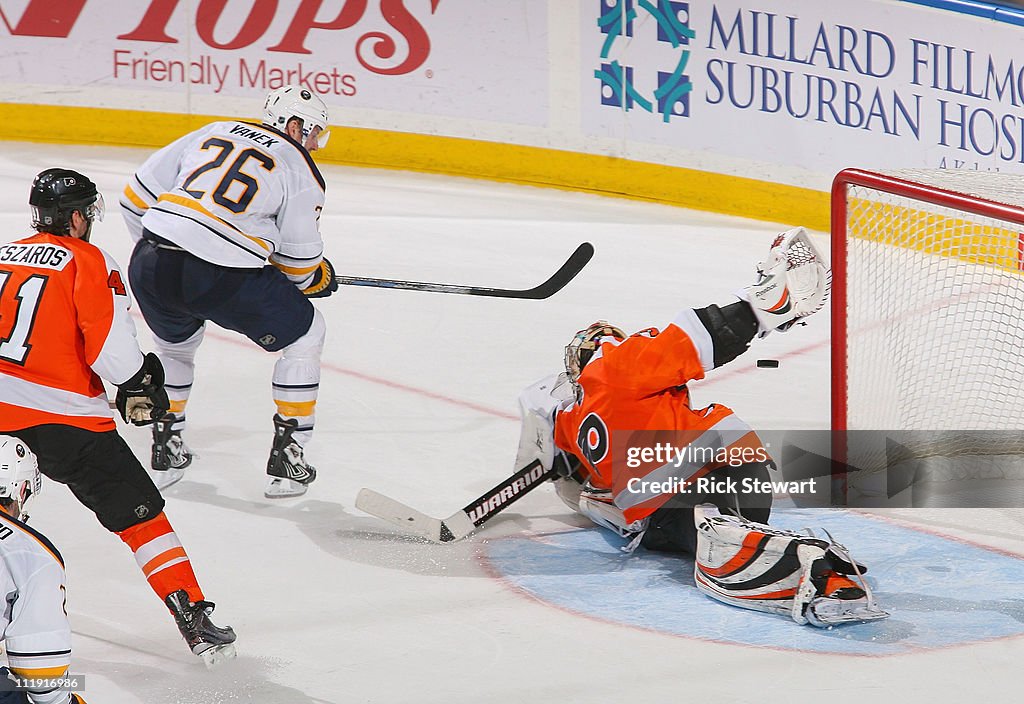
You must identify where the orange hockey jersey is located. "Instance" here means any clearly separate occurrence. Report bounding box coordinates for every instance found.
[0,232,144,432]
[553,312,766,523]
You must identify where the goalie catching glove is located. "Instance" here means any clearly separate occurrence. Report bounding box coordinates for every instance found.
[301,258,339,298]
[738,227,830,336]
[115,352,170,426]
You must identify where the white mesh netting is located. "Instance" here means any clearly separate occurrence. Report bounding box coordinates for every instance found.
[837,169,1024,496]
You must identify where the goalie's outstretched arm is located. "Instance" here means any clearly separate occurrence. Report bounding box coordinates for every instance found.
[693,226,831,369]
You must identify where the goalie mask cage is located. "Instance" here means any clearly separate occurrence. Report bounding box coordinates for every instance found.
[831,168,1024,496]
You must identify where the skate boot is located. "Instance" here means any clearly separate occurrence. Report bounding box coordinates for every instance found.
[794,542,889,627]
[151,414,193,490]
[165,589,237,668]
[265,414,316,499]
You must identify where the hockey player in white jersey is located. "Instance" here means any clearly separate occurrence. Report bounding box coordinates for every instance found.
[120,85,337,498]
[0,436,86,704]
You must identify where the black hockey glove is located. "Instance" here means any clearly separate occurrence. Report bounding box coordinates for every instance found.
[301,258,339,298]
[115,352,170,426]
[551,449,583,482]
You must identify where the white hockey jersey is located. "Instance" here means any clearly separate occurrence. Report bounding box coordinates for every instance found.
[0,512,77,704]
[120,120,327,286]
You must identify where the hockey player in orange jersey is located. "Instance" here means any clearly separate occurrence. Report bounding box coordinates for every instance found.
[514,229,886,627]
[0,169,235,665]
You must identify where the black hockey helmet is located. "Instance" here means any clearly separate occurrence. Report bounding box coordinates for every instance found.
[29,168,104,236]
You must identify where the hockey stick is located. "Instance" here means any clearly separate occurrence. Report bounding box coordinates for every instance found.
[334,242,594,299]
[356,460,558,543]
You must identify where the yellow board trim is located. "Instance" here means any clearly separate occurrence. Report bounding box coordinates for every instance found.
[848,196,1024,274]
[0,102,830,231]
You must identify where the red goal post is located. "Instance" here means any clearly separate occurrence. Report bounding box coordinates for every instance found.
[830,168,1024,497]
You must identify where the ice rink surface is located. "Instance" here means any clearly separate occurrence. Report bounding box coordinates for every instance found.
[2,142,1023,703]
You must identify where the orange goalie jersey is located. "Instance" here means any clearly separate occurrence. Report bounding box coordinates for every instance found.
[0,233,144,432]
[553,314,766,523]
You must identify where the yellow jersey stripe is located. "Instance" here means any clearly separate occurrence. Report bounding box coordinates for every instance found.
[271,260,319,276]
[10,665,69,678]
[275,400,316,416]
[122,184,149,210]
[0,512,65,567]
[157,193,271,252]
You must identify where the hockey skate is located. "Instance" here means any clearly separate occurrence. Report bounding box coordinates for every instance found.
[265,414,317,499]
[150,414,194,490]
[793,540,889,628]
[165,590,237,668]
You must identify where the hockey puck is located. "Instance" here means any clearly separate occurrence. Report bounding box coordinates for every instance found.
[756,359,780,368]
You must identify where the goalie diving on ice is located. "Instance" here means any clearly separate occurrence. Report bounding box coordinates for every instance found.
[524,227,884,627]
[358,228,886,627]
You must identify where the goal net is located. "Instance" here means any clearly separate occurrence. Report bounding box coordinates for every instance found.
[831,168,1024,505]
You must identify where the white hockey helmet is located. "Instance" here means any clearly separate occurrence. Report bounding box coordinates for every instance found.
[564,321,626,383]
[262,85,331,149]
[0,435,42,522]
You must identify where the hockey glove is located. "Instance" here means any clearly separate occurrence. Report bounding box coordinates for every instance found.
[738,227,830,336]
[115,352,170,426]
[513,373,577,473]
[301,258,339,298]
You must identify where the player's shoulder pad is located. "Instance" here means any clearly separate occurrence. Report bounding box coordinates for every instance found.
[238,120,326,192]
[67,241,130,297]
[0,511,65,568]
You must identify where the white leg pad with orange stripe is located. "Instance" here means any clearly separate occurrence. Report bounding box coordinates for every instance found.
[693,504,887,626]
[578,483,648,540]
[694,504,814,618]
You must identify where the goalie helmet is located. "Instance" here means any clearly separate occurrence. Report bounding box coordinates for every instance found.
[29,168,105,237]
[0,435,42,522]
[262,85,331,150]
[564,321,626,383]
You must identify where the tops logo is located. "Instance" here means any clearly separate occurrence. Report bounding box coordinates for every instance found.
[0,0,441,76]
[595,0,694,123]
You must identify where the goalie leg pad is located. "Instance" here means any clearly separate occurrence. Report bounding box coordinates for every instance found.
[578,483,648,543]
[693,505,888,626]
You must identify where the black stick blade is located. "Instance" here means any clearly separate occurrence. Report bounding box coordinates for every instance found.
[335,242,594,299]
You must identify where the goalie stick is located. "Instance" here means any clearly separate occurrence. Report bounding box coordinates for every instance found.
[356,460,558,543]
[334,242,594,299]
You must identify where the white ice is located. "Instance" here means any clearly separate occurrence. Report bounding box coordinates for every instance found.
[1,142,1023,703]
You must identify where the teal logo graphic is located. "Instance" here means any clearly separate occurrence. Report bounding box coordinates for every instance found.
[596,0,695,122]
